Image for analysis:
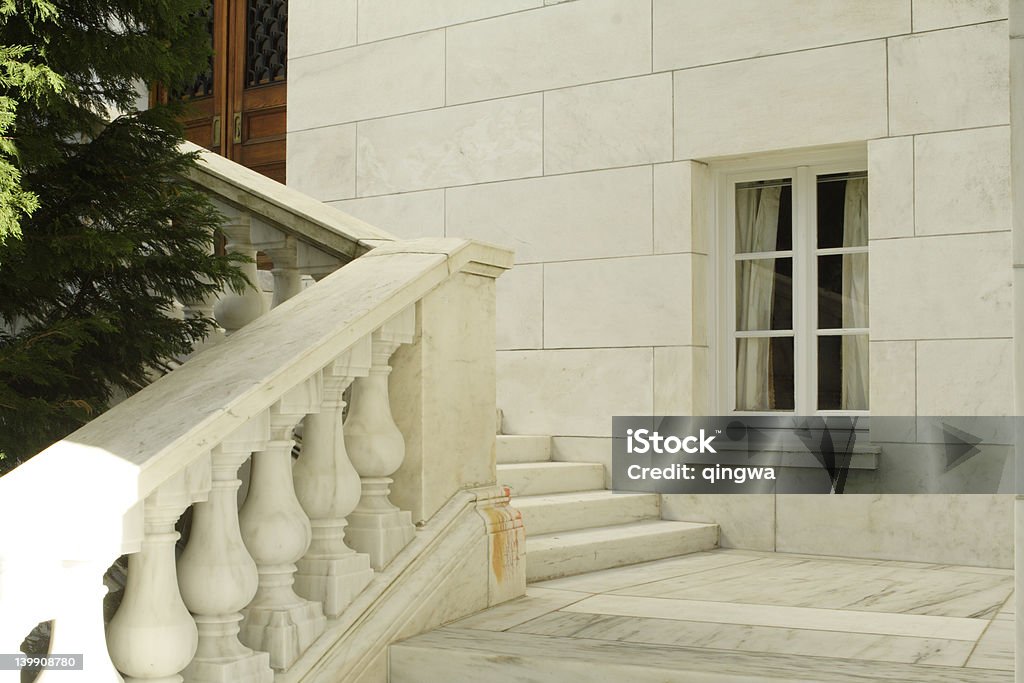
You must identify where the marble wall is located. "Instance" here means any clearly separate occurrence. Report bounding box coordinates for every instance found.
[287,0,1014,566]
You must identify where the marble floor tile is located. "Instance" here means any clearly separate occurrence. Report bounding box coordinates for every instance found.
[995,591,1014,618]
[511,611,976,666]
[966,620,1014,671]
[531,549,759,594]
[448,587,588,631]
[609,555,1012,619]
[563,594,990,640]
[441,550,1014,679]
[394,627,1013,683]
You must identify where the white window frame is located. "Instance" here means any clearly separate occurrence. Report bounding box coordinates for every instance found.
[712,148,869,416]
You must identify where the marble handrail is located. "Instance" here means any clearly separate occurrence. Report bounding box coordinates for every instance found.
[0,238,511,561]
[181,141,396,262]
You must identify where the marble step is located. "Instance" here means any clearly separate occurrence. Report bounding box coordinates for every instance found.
[389,628,1012,683]
[515,490,660,536]
[496,434,551,464]
[527,520,718,582]
[497,462,605,496]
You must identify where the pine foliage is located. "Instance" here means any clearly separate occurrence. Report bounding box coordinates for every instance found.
[0,0,248,470]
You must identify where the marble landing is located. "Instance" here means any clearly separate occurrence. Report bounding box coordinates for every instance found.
[391,549,1015,681]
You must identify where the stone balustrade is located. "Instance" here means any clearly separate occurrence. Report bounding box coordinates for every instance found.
[0,145,521,683]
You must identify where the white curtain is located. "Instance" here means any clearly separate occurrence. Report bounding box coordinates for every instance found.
[735,186,782,410]
[841,178,868,410]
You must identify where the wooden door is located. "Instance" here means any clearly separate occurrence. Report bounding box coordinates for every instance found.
[176,0,287,182]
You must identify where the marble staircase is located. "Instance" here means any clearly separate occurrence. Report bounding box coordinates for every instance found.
[496,435,718,582]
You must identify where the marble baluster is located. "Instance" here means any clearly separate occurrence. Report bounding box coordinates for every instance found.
[25,560,121,683]
[344,306,416,570]
[294,336,374,617]
[212,205,266,334]
[182,237,225,352]
[239,377,326,671]
[249,219,304,309]
[178,412,273,683]
[106,456,211,683]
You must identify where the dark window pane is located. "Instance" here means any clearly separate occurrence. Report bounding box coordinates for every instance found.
[818,254,868,329]
[179,2,215,99]
[817,173,868,249]
[735,180,792,254]
[818,335,869,410]
[246,0,288,88]
[736,258,792,331]
[736,337,795,411]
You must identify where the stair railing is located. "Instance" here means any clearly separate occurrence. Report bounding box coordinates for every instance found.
[0,143,517,682]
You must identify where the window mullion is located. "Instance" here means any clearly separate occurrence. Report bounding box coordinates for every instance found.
[795,166,815,414]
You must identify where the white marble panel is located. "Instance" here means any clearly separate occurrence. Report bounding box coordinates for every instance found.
[449,587,588,631]
[654,0,909,70]
[445,166,653,264]
[289,0,356,59]
[916,339,1013,416]
[286,124,356,201]
[914,127,1011,235]
[563,594,988,640]
[868,341,916,416]
[497,348,652,437]
[660,495,774,551]
[873,442,1013,496]
[496,263,543,350]
[356,95,542,195]
[543,254,692,348]
[329,190,444,239]
[654,161,710,255]
[445,0,651,104]
[288,31,444,131]
[653,347,709,417]
[888,21,1009,136]
[965,619,1014,670]
[870,232,1012,340]
[775,494,1013,568]
[512,611,974,666]
[674,41,887,158]
[544,74,672,174]
[913,0,1007,32]
[390,537,492,638]
[868,136,914,240]
[356,0,541,43]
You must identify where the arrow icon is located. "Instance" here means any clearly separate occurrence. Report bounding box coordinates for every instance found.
[942,423,982,472]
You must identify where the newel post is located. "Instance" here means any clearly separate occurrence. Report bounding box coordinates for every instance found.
[386,248,524,602]
[388,269,501,522]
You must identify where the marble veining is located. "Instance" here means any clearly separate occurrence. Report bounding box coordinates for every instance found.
[510,611,975,667]
[406,549,1014,681]
[609,555,1013,619]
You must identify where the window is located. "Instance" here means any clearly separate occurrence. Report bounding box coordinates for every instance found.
[720,160,868,414]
